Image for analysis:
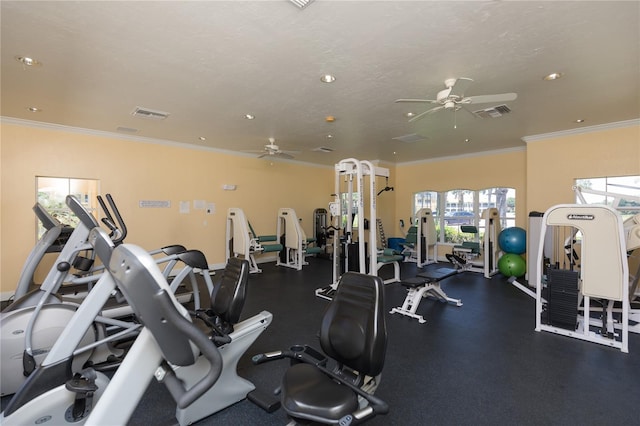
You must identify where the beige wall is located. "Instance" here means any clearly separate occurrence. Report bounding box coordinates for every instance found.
[1,119,638,296]
[526,123,640,213]
[395,149,528,230]
[0,122,334,294]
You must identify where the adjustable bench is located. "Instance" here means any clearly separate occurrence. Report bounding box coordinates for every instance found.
[389,267,462,323]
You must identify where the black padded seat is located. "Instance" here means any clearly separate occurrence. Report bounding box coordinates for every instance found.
[193,257,249,337]
[282,363,358,421]
[278,271,388,424]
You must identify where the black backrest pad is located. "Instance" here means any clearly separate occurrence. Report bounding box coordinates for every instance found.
[109,244,196,366]
[211,257,249,324]
[320,272,387,377]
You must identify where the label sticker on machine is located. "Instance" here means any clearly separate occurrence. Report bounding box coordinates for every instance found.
[566,214,594,220]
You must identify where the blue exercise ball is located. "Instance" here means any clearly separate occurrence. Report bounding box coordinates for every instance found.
[498,227,526,254]
[498,253,526,278]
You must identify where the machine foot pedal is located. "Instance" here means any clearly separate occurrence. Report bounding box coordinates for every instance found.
[247,389,281,413]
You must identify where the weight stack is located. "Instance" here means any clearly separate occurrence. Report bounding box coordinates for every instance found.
[545,268,580,330]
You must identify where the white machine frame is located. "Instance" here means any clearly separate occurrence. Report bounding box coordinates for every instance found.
[226,207,282,274]
[534,204,631,353]
[451,207,502,279]
[275,208,322,271]
[316,159,396,299]
[402,208,438,267]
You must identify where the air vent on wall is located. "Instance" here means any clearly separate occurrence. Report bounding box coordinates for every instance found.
[313,146,334,153]
[392,133,428,143]
[473,104,511,119]
[131,106,170,120]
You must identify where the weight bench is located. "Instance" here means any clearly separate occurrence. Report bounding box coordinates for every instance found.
[389,267,462,323]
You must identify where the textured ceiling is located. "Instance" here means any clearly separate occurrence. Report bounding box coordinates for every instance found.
[1,1,639,166]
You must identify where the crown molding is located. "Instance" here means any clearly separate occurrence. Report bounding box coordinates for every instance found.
[522,118,640,143]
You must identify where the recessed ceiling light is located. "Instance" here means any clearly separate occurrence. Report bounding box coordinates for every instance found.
[405,112,415,118]
[27,106,41,112]
[327,134,333,139]
[543,72,563,81]
[320,74,336,83]
[465,138,471,143]
[244,114,255,120]
[199,136,206,141]
[15,56,42,67]
[575,119,585,123]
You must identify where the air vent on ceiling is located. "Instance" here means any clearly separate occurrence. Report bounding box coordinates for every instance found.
[313,146,334,153]
[131,106,170,120]
[473,104,512,119]
[392,133,428,143]
[289,0,314,9]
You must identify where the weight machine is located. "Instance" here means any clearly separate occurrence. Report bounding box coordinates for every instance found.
[315,159,395,300]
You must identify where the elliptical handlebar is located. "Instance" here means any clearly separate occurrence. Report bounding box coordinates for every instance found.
[97,194,128,244]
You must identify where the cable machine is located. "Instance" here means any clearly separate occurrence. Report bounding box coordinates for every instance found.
[315,159,389,300]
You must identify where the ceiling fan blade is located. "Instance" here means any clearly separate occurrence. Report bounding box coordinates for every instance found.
[408,105,444,123]
[395,98,438,104]
[257,153,269,158]
[281,150,301,155]
[465,93,518,104]
[449,77,474,98]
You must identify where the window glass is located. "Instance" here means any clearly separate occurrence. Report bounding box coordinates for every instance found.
[575,176,640,220]
[36,176,100,239]
[413,187,516,244]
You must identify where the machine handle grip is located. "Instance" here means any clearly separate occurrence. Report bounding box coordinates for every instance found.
[252,351,285,364]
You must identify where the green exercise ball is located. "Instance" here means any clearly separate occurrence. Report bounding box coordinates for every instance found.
[498,253,526,278]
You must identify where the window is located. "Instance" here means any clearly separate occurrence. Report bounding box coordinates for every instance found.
[36,176,100,239]
[413,187,516,244]
[575,175,640,220]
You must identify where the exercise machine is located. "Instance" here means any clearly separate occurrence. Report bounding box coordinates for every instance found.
[401,208,438,267]
[1,195,211,396]
[2,201,271,425]
[226,207,282,274]
[1,224,222,425]
[390,267,462,323]
[313,207,331,258]
[174,257,272,425]
[533,204,631,352]
[315,159,397,300]
[449,207,502,279]
[252,272,389,425]
[275,208,323,271]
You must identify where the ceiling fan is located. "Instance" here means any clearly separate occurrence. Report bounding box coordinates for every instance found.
[245,138,300,160]
[395,78,517,123]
